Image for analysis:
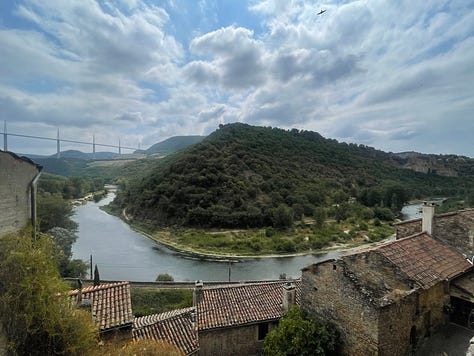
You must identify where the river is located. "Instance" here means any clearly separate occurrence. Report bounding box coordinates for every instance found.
[72,192,343,282]
[72,191,423,282]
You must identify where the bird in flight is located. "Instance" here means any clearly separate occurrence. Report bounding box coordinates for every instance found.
[317,9,326,15]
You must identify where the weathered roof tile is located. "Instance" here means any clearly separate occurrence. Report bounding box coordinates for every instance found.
[69,281,133,331]
[133,307,198,355]
[196,280,301,331]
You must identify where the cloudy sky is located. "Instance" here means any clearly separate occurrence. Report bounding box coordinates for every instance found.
[1,0,473,156]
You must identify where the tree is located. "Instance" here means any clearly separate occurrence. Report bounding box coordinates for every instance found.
[37,193,78,232]
[47,227,88,278]
[93,265,101,286]
[0,230,98,355]
[156,273,174,282]
[272,204,294,229]
[264,306,338,356]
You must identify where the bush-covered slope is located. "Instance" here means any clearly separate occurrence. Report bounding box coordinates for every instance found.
[114,123,474,228]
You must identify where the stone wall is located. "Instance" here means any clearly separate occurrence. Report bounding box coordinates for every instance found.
[0,152,38,236]
[0,322,6,356]
[396,219,422,239]
[397,210,474,257]
[377,294,417,355]
[301,261,379,355]
[433,211,474,257]
[378,283,446,355]
[198,322,277,356]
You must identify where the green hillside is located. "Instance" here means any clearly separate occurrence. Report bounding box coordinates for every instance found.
[114,123,474,230]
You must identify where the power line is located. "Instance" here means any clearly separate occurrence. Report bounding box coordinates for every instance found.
[0,131,138,150]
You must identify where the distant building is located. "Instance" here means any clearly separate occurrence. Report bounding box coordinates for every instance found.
[0,150,42,236]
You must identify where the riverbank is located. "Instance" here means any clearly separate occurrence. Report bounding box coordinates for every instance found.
[101,204,394,261]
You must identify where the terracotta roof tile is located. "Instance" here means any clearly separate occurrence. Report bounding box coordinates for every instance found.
[344,233,471,289]
[69,281,133,331]
[133,308,198,355]
[196,280,301,331]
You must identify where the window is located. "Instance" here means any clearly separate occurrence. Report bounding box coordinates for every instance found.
[258,322,269,340]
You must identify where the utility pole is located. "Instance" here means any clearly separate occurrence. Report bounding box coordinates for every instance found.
[3,121,7,151]
[92,134,96,160]
[56,129,61,158]
[228,260,232,282]
[90,255,93,280]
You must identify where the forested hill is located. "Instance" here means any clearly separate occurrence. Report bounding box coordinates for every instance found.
[114,123,474,228]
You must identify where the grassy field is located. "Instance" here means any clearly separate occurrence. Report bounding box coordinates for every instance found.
[103,203,395,257]
[131,288,193,317]
[145,218,395,257]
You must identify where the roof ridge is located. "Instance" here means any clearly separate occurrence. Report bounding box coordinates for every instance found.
[69,281,129,295]
[134,307,196,330]
[202,279,300,290]
[343,234,426,257]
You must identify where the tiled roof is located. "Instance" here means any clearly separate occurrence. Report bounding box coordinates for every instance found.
[69,281,133,331]
[344,233,471,289]
[452,270,474,296]
[196,280,301,331]
[133,308,198,356]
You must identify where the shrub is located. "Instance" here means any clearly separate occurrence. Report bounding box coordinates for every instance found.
[0,230,98,356]
[264,306,338,355]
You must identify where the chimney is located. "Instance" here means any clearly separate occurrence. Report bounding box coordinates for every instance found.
[282,282,296,311]
[76,279,83,305]
[422,202,435,235]
[193,280,204,306]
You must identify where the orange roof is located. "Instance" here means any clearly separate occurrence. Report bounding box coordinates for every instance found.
[133,307,198,355]
[344,233,472,289]
[69,281,133,331]
[196,280,300,331]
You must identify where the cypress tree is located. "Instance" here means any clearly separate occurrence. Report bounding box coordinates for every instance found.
[93,264,100,286]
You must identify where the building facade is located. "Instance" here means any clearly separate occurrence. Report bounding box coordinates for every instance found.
[0,150,42,236]
[302,232,471,355]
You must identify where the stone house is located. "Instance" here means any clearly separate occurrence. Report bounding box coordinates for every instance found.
[68,280,300,355]
[193,280,300,356]
[397,203,474,259]
[301,231,471,355]
[0,150,42,236]
[397,203,474,329]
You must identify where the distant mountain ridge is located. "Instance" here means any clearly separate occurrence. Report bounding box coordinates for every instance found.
[135,135,205,155]
[392,151,474,177]
[51,150,121,160]
[21,136,205,176]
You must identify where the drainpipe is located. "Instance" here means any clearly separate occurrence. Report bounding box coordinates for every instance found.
[30,166,43,239]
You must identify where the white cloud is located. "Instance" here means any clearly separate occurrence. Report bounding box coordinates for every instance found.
[1,0,473,156]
